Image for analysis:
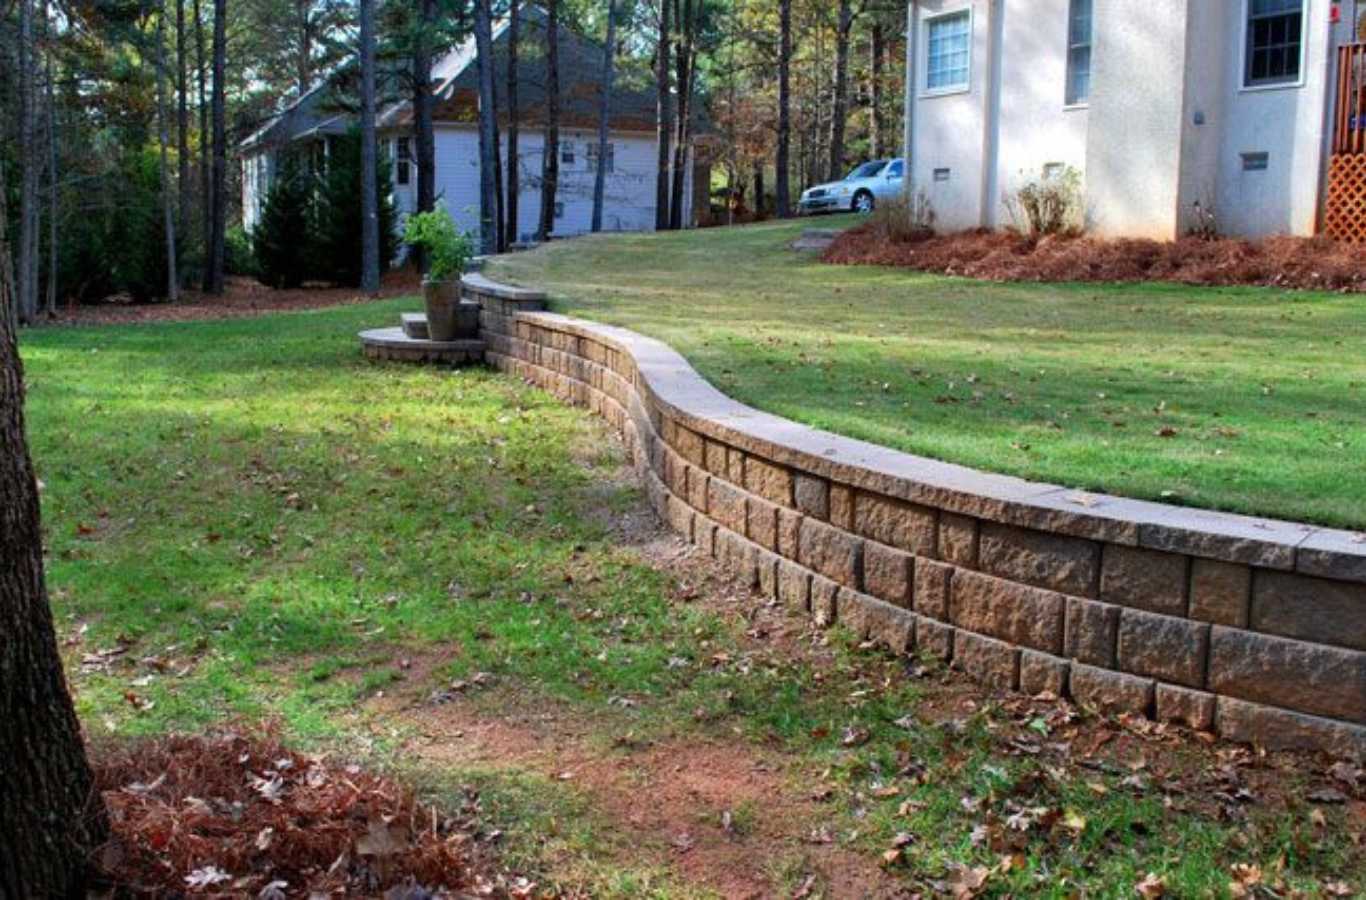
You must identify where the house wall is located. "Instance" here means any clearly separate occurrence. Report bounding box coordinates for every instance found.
[242,151,273,233]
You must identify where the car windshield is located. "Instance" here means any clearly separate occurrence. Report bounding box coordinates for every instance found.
[846,161,887,180]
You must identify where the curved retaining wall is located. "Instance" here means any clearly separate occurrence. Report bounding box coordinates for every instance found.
[465,275,1366,757]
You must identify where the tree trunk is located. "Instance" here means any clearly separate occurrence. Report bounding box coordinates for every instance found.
[668,0,694,230]
[591,0,617,233]
[411,0,436,270]
[295,0,313,95]
[828,0,853,182]
[17,0,38,323]
[869,22,884,159]
[177,0,191,243]
[156,4,180,302]
[205,0,226,294]
[359,0,380,290]
[0,185,110,900]
[473,0,499,255]
[503,0,520,246]
[196,0,209,269]
[44,1,57,317]
[752,162,764,218]
[653,0,672,230]
[537,0,560,241]
[775,0,792,218]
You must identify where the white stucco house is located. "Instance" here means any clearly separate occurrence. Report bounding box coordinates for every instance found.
[241,4,706,245]
[902,0,1366,239]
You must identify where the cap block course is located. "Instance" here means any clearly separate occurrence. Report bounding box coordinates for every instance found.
[471,276,1366,756]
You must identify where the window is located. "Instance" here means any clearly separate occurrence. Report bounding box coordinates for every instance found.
[1065,0,1093,105]
[395,137,412,186]
[554,201,565,219]
[933,167,952,182]
[886,160,904,179]
[925,10,971,92]
[1242,151,1270,171]
[561,142,576,165]
[587,142,615,173]
[1245,0,1303,87]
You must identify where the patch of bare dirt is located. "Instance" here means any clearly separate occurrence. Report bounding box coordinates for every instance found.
[39,270,421,327]
[824,223,1366,292]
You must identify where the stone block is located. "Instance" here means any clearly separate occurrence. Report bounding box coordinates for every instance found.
[1116,609,1209,688]
[1251,571,1366,651]
[1069,663,1155,716]
[979,522,1100,597]
[914,558,953,620]
[794,474,830,520]
[837,588,876,638]
[777,508,803,559]
[727,448,745,486]
[1208,627,1366,723]
[716,528,758,587]
[1155,684,1216,731]
[1020,650,1069,696]
[744,457,793,507]
[916,617,955,661]
[746,496,779,551]
[777,559,811,611]
[704,439,729,476]
[853,493,937,555]
[756,549,781,599]
[707,478,748,534]
[673,424,705,466]
[940,513,980,567]
[811,575,840,627]
[686,465,709,513]
[798,518,863,589]
[665,495,694,542]
[1064,597,1120,667]
[1100,545,1188,616]
[862,599,917,654]
[1215,696,1366,756]
[694,517,717,557]
[1189,559,1251,627]
[830,484,854,529]
[953,631,1020,691]
[949,569,1065,654]
[863,542,913,608]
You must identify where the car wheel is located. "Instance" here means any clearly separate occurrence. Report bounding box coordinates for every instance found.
[853,191,875,214]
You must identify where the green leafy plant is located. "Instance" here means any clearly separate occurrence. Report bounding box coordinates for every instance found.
[404,208,473,281]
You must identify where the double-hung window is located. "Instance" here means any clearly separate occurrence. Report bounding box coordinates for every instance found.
[1065,0,1093,105]
[1245,0,1304,87]
[395,137,412,186]
[925,10,971,92]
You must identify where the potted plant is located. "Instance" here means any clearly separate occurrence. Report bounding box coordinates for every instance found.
[404,209,475,341]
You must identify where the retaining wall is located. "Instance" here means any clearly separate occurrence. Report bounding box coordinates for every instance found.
[466,275,1366,757]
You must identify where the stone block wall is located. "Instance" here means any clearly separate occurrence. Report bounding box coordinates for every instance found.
[470,280,1366,757]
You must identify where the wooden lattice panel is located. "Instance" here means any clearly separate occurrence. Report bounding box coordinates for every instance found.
[1324,154,1366,242]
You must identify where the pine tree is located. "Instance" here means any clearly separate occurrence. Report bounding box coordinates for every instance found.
[314,133,395,287]
[254,158,314,289]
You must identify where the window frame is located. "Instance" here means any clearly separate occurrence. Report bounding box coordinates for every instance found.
[395,137,413,187]
[920,7,973,98]
[1064,0,1093,108]
[1240,0,1308,92]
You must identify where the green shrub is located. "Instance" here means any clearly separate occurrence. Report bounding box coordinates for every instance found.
[403,209,473,281]
[252,157,312,287]
[313,131,397,287]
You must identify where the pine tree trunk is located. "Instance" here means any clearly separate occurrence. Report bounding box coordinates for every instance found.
[752,162,764,218]
[668,0,694,230]
[205,0,226,295]
[869,22,884,159]
[156,4,180,302]
[591,0,616,233]
[473,0,499,255]
[536,0,560,241]
[177,0,190,243]
[410,0,436,271]
[295,0,313,95]
[17,0,38,323]
[44,1,58,317]
[503,0,520,247]
[359,0,380,290]
[0,190,110,899]
[828,0,853,182]
[775,0,792,218]
[653,0,672,231]
[196,0,209,271]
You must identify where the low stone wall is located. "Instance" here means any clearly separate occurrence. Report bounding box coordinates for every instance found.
[467,276,1366,757]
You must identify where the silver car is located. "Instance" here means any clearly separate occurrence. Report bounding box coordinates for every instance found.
[799,158,905,215]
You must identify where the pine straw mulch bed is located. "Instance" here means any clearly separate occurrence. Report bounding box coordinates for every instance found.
[822,223,1366,292]
[91,729,536,899]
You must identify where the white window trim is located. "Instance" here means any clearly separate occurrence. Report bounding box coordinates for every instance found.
[1238,0,1309,93]
[919,6,974,99]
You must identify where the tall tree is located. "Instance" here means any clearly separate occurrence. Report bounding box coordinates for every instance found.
[205,0,227,294]
[775,0,792,217]
[359,0,380,290]
[668,0,696,230]
[17,0,39,322]
[410,0,438,270]
[177,0,191,244]
[196,0,210,267]
[44,0,58,316]
[503,0,520,247]
[653,0,671,230]
[868,19,884,158]
[156,1,180,301]
[0,180,111,899]
[473,0,498,255]
[591,0,617,233]
[537,0,560,241]
[827,0,857,181]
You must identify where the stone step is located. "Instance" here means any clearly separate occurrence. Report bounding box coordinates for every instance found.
[401,312,429,339]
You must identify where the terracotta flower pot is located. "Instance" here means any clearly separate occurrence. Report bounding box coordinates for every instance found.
[423,278,460,341]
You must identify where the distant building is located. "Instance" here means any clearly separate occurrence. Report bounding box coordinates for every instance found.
[902,0,1366,240]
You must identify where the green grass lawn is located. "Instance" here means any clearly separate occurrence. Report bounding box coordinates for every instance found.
[487,217,1366,530]
[21,305,1363,897]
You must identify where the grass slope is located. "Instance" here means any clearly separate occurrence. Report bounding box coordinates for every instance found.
[21,305,1362,896]
[487,217,1366,529]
